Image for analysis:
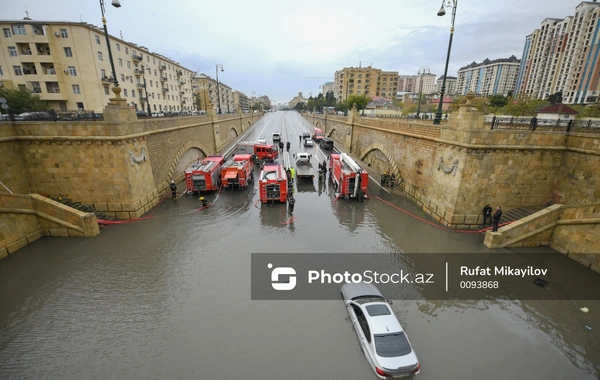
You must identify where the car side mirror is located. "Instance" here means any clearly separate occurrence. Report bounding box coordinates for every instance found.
[345,302,351,308]
[387,300,393,305]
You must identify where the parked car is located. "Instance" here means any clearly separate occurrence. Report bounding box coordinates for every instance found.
[272,132,281,141]
[152,112,165,117]
[257,136,267,144]
[320,138,334,150]
[303,138,314,147]
[136,111,149,117]
[341,283,420,379]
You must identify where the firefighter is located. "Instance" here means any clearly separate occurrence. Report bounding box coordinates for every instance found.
[252,153,259,165]
[279,141,284,151]
[288,195,295,215]
[200,196,208,208]
[380,172,387,187]
[390,173,396,189]
[384,171,390,187]
[290,167,295,184]
[286,141,291,152]
[169,181,177,199]
[299,135,302,144]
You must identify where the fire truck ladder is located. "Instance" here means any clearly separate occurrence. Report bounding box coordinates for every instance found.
[340,153,362,198]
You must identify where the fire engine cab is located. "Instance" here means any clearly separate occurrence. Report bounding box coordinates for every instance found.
[220,154,254,189]
[234,141,279,162]
[259,164,288,204]
[328,153,369,200]
[184,156,225,194]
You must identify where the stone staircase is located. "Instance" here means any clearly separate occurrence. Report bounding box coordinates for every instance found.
[51,197,115,221]
[502,206,545,224]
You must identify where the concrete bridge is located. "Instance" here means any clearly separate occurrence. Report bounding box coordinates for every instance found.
[0,94,264,257]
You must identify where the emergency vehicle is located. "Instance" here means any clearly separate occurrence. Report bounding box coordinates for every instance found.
[234,141,279,162]
[312,128,325,141]
[184,156,225,193]
[220,154,254,189]
[328,153,369,200]
[259,164,288,204]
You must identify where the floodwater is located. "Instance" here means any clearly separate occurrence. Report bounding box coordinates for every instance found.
[1,111,598,380]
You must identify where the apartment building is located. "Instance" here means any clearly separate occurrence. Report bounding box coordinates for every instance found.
[516,1,600,104]
[321,81,334,97]
[334,66,399,102]
[398,75,417,93]
[232,90,249,112]
[191,73,235,113]
[414,72,437,95]
[0,19,198,113]
[456,56,520,96]
[435,76,458,96]
[288,92,307,109]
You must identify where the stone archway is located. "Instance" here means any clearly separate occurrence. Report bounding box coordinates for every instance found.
[168,140,211,183]
[327,128,336,137]
[228,127,239,140]
[360,143,400,179]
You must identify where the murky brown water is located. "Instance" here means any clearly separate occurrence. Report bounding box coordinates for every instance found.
[1,112,598,380]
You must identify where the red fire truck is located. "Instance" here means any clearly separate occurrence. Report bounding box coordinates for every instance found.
[220,154,254,189]
[259,164,288,204]
[184,156,225,194]
[234,141,279,162]
[312,128,325,141]
[328,153,369,200]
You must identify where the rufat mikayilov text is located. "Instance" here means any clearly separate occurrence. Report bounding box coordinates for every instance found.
[460,266,548,278]
[308,270,435,284]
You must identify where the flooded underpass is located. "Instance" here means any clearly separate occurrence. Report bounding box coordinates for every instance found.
[1,112,599,380]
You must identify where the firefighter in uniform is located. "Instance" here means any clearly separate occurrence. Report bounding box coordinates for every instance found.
[288,195,295,215]
[286,141,291,152]
[279,141,284,151]
[390,173,396,189]
[380,172,387,187]
[170,181,177,199]
[200,197,208,208]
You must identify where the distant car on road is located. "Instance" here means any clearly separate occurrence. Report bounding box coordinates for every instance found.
[341,283,421,379]
[272,132,281,141]
[257,136,267,144]
[303,138,314,147]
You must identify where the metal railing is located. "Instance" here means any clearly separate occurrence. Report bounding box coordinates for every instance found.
[487,116,600,133]
[0,109,103,122]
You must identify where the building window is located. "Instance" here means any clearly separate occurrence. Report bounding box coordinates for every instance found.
[13,66,23,75]
[72,84,81,94]
[95,35,100,44]
[123,89,128,97]
[147,56,149,62]
[126,61,131,69]
[68,66,77,76]
[132,90,135,97]
[121,74,125,82]
[98,51,103,61]
[153,58,156,64]
[8,46,17,57]
[150,81,153,87]
[118,58,122,67]
[154,69,157,76]
[129,77,133,83]
[76,102,84,110]
[104,86,109,95]
[12,25,26,35]
[64,47,73,57]
[60,29,68,38]
[101,69,106,78]
[3,28,11,37]
[125,47,129,54]
[116,43,120,51]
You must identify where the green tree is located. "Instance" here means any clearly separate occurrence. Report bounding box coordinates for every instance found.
[547,91,563,104]
[346,94,371,111]
[0,87,48,114]
[293,101,305,111]
[325,91,336,106]
[501,95,549,116]
[488,94,508,108]
[334,102,348,113]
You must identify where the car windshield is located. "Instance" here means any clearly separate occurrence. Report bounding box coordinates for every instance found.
[374,332,412,358]
[351,295,386,304]
[365,304,391,316]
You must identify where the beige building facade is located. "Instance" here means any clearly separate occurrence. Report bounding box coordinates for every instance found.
[191,73,235,114]
[0,20,199,113]
[232,90,249,112]
[435,76,458,96]
[334,66,399,102]
[457,56,520,96]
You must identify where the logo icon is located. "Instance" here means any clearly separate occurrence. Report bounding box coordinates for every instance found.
[268,263,297,291]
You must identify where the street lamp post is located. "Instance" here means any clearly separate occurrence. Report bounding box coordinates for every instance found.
[216,64,224,114]
[141,64,151,114]
[433,0,457,125]
[416,67,430,118]
[99,0,121,90]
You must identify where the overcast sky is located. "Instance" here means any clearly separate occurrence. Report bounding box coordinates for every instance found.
[3,0,584,104]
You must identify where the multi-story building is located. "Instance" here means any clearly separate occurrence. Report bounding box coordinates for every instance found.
[257,95,271,110]
[232,90,249,112]
[398,75,417,93]
[321,81,335,97]
[456,56,520,96]
[191,73,234,113]
[334,66,399,102]
[0,19,196,113]
[288,92,307,109]
[435,76,458,96]
[414,73,437,95]
[516,2,600,104]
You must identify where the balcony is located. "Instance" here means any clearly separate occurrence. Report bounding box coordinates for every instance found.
[180,91,185,95]
[176,70,183,76]
[159,64,166,70]
[160,76,167,81]
[179,80,186,85]
[101,76,114,83]
[139,96,147,102]
[162,87,169,92]
[132,53,142,61]
[137,83,144,88]
[134,68,144,76]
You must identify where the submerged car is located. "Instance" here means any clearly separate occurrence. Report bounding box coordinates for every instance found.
[341,283,420,379]
[257,136,267,144]
[303,138,314,147]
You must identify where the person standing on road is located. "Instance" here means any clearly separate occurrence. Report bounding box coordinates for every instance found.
[390,173,396,188]
[492,206,502,232]
[279,141,284,151]
[483,204,492,227]
[299,135,302,144]
[169,181,177,199]
[290,167,295,183]
[380,172,387,187]
[286,141,291,152]
[288,195,295,215]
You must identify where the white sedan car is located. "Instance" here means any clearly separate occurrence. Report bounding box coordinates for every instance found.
[342,283,421,379]
[257,136,267,144]
[303,138,314,147]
